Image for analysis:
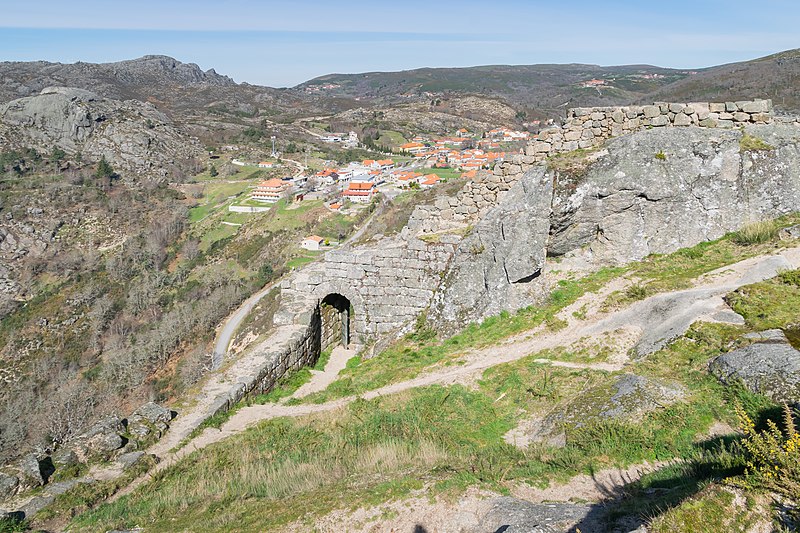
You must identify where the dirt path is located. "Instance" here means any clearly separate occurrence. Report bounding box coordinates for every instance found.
[289,346,355,399]
[112,246,800,499]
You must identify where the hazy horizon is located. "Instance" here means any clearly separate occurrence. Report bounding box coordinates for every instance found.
[1,0,798,87]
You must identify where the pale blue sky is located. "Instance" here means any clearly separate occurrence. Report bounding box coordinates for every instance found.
[0,0,797,87]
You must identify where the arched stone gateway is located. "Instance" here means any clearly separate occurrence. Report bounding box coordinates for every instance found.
[319,293,351,349]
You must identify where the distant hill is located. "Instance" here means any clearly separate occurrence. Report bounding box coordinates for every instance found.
[645,49,800,113]
[0,55,330,120]
[296,63,695,113]
[298,50,800,115]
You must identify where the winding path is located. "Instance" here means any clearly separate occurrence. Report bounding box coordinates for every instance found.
[111,245,800,500]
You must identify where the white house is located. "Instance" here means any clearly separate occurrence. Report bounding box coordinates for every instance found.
[301,235,325,251]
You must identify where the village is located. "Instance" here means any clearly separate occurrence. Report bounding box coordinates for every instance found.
[204,123,534,254]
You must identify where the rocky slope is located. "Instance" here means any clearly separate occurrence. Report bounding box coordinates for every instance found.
[0,87,204,182]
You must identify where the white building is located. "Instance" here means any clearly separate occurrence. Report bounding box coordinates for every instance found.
[301,235,325,251]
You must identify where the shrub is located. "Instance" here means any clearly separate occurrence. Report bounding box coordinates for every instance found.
[654,150,667,160]
[731,403,800,503]
[730,220,779,245]
[739,132,774,152]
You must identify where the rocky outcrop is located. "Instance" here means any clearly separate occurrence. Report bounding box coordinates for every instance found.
[474,498,596,533]
[524,374,686,446]
[432,122,800,325]
[549,124,800,264]
[710,329,800,403]
[0,402,174,507]
[431,167,553,327]
[0,87,203,183]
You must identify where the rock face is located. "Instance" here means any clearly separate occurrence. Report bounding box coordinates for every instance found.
[474,497,596,533]
[0,87,203,183]
[432,123,800,325]
[550,125,800,264]
[710,330,800,403]
[432,167,553,327]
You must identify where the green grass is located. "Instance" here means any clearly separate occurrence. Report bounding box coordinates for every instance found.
[730,219,779,245]
[189,181,254,223]
[376,130,407,147]
[726,267,800,331]
[422,167,463,181]
[199,223,239,251]
[70,331,776,532]
[739,132,775,152]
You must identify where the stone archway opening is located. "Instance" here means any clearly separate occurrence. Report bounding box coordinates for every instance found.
[320,293,351,349]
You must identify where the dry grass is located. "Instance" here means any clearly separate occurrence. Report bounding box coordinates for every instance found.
[730,220,779,245]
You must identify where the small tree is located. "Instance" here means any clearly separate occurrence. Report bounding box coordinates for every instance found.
[94,156,117,187]
[209,164,218,177]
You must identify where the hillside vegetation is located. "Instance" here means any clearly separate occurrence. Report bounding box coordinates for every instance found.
[66,223,800,532]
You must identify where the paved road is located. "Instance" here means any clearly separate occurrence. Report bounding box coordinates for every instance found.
[211,279,282,369]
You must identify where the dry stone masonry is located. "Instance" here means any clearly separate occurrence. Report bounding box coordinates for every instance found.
[530,99,773,158]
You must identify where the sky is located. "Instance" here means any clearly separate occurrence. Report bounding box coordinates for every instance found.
[0,0,798,87]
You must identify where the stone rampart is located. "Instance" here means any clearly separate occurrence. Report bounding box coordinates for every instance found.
[448,99,776,223]
[282,236,458,342]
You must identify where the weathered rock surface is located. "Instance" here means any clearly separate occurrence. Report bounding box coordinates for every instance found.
[127,402,174,441]
[0,87,203,183]
[710,329,800,403]
[473,497,596,533]
[549,125,800,264]
[70,415,126,461]
[0,471,18,500]
[12,455,43,491]
[431,167,553,328]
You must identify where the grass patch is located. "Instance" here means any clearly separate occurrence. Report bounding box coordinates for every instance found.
[739,132,775,152]
[726,267,800,331]
[547,146,602,179]
[730,219,779,245]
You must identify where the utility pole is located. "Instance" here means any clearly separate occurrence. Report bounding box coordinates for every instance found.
[271,136,277,157]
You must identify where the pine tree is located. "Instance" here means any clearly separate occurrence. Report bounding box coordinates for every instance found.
[94,156,115,180]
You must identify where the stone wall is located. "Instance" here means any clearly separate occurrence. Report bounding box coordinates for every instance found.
[529,99,773,158]
[444,99,776,224]
[283,236,458,342]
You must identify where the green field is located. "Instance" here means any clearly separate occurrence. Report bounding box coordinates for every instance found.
[423,167,463,181]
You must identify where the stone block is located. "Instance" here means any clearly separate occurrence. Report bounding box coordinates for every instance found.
[673,113,692,126]
[668,103,684,113]
[590,112,605,121]
[752,113,771,123]
[699,117,717,128]
[725,101,738,112]
[709,102,726,113]
[531,141,551,154]
[643,105,660,118]
[741,100,769,114]
[650,115,670,127]
[733,112,750,122]
[719,112,734,120]
[611,110,625,123]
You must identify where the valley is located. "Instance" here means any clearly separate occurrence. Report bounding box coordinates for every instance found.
[0,48,800,533]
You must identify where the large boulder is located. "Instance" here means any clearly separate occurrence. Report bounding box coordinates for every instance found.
[473,497,595,533]
[431,166,553,328]
[127,402,174,441]
[710,329,800,403]
[12,454,43,491]
[549,125,800,264]
[523,374,685,446]
[71,415,126,462]
[0,87,204,184]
